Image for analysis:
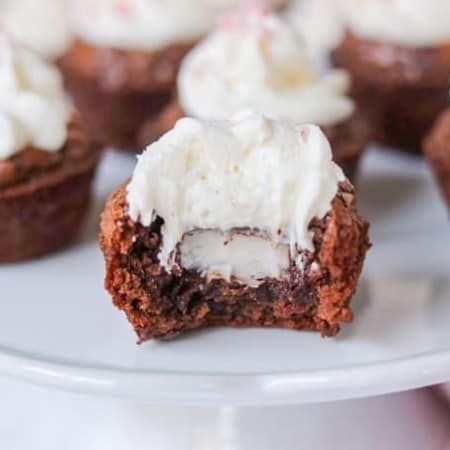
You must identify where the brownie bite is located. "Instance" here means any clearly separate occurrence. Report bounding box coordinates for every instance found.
[155,4,369,182]
[0,35,100,263]
[331,0,450,154]
[100,111,370,341]
[59,0,220,152]
[424,108,450,209]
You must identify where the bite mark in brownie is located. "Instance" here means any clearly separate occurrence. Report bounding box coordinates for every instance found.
[100,181,370,341]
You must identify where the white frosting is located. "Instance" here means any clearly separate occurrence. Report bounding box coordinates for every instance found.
[127,111,345,280]
[338,0,450,47]
[0,34,69,160]
[70,0,216,51]
[178,4,354,127]
[181,230,290,286]
[2,0,72,59]
[287,0,344,61]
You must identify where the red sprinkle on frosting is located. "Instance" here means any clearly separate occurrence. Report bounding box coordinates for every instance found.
[299,128,309,140]
[115,0,132,18]
[219,1,274,32]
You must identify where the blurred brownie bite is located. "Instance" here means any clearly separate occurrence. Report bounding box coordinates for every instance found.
[100,111,370,341]
[0,34,100,262]
[331,0,450,153]
[59,0,218,152]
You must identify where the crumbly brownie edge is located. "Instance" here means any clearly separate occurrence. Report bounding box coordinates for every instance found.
[100,182,370,342]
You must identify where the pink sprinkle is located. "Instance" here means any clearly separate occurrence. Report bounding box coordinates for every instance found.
[115,0,132,18]
[219,14,241,31]
[299,128,309,140]
[219,1,273,33]
[244,1,272,17]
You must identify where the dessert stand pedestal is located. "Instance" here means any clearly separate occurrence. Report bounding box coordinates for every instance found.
[1,148,449,449]
[2,377,449,450]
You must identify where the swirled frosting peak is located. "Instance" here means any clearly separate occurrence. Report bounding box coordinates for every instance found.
[0,33,69,160]
[2,0,72,59]
[178,3,354,126]
[70,0,216,51]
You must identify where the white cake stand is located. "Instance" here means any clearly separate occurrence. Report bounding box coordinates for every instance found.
[1,148,449,449]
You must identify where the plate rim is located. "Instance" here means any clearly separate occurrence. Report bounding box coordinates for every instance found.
[1,345,449,405]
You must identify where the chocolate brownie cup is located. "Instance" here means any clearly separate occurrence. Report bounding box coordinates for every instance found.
[59,0,221,152]
[0,35,99,263]
[100,111,370,341]
[166,4,369,182]
[424,108,450,208]
[331,0,450,154]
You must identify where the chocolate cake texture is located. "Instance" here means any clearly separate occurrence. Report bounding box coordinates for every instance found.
[100,181,370,341]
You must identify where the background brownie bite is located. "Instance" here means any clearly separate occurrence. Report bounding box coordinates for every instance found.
[59,39,193,151]
[60,0,218,152]
[100,112,370,341]
[0,35,99,262]
[331,0,450,154]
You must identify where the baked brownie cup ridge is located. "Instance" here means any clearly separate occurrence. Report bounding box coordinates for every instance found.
[332,0,450,153]
[168,3,368,181]
[0,33,100,262]
[100,111,370,342]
